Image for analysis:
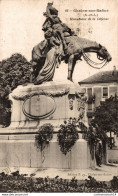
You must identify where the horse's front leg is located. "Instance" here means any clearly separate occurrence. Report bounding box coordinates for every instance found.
[67,54,75,82]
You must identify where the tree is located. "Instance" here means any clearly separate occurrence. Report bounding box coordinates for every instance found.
[91,95,118,148]
[92,96,118,134]
[0,53,32,126]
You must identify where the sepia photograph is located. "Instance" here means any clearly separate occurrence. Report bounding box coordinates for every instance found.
[0,0,118,193]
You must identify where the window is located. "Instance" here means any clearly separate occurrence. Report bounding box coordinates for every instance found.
[87,88,92,97]
[88,103,92,111]
[87,88,93,103]
[87,88,92,111]
[103,87,108,98]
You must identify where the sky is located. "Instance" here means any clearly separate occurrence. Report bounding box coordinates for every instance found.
[0,0,118,83]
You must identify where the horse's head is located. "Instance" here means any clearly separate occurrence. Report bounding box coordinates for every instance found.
[97,44,112,62]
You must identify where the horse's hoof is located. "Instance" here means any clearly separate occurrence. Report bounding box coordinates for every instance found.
[34,80,39,85]
[67,77,73,83]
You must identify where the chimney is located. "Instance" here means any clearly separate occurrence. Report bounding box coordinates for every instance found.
[112,66,117,76]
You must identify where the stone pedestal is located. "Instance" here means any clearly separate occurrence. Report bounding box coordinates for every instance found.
[8,81,87,132]
[0,81,95,169]
[0,136,91,169]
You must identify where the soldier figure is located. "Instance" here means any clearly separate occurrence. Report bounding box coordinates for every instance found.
[42,2,76,54]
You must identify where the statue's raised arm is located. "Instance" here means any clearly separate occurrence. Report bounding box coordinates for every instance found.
[44,2,59,21]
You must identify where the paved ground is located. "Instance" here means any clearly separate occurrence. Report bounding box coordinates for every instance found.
[0,164,118,181]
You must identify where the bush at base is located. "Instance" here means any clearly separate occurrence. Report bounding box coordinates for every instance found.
[0,172,117,193]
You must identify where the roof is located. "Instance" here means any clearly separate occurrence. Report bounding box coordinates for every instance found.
[79,70,118,84]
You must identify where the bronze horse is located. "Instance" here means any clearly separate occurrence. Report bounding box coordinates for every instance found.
[31,35,112,84]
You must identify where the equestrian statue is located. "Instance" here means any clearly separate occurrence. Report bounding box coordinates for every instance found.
[31,2,112,84]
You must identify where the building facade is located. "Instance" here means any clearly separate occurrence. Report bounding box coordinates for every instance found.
[79,66,118,159]
[79,66,118,124]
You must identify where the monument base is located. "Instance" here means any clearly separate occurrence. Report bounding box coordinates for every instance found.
[0,81,96,169]
[0,133,93,169]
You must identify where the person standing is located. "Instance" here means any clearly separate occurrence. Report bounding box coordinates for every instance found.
[95,139,103,167]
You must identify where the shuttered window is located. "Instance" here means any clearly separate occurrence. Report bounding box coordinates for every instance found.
[87,88,92,97]
[103,87,108,98]
[87,88,92,110]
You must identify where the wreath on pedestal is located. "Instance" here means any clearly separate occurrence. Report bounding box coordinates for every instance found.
[35,123,54,151]
[57,118,79,155]
[35,123,54,163]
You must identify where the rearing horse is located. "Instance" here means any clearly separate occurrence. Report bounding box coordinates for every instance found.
[31,35,112,84]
